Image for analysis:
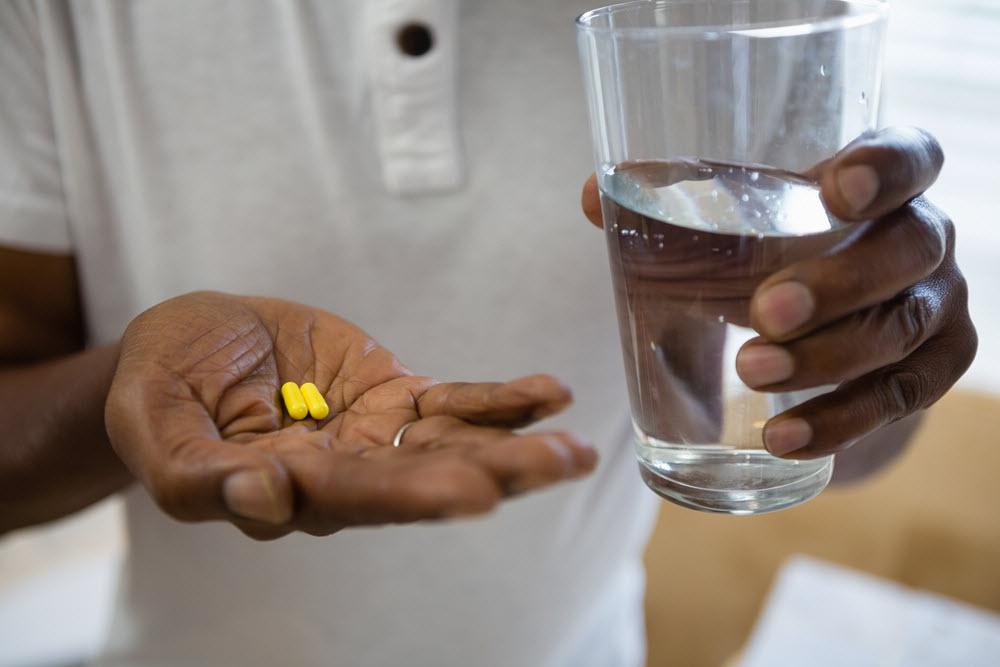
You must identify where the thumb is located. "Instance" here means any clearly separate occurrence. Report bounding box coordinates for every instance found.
[162,437,293,525]
[107,375,294,525]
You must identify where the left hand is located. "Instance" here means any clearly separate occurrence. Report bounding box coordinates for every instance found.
[581,127,977,459]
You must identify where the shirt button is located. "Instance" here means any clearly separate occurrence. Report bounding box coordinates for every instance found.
[396,22,434,57]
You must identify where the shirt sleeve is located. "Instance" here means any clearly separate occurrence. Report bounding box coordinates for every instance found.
[0,0,73,253]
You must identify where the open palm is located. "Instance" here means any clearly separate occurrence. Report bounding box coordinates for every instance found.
[106,292,595,539]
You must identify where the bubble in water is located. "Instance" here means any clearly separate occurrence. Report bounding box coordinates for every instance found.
[717,315,725,323]
[820,65,827,77]
[650,342,656,351]
[740,193,750,203]
[710,189,719,200]
[725,249,732,256]
[753,210,762,219]
[657,241,664,249]
[749,171,759,182]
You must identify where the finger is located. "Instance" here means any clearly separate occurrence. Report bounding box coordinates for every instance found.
[375,415,507,452]
[390,417,597,478]
[411,421,599,490]
[371,418,598,484]
[282,449,504,527]
[737,283,946,391]
[417,374,573,427]
[153,436,294,526]
[582,173,603,228]
[284,429,596,530]
[107,375,294,526]
[760,325,976,458]
[812,127,944,221]
[750,199,950,341]
[463,431,598,494]
[232,520,296,541]
[394,427,597,493]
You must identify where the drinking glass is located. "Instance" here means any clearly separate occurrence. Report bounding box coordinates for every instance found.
[577,0,888,514]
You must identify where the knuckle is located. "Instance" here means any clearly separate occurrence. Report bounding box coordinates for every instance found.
[912,196,954,240]
[957,335,978,377]
[899,203,948,273]
[895,292,934,353]
[949,267,970,306]
[962,328,979,372]
[948,312,978,377]
[875,369,930,419]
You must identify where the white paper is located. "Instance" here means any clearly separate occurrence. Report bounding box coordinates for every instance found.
[739,555,1000,667]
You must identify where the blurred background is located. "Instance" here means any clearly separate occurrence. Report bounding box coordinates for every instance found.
[646,2,1000,663]
[2,1,998,665]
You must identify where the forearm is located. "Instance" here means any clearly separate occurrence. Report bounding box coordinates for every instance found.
[830,412,924,485]
[0,343,132,533]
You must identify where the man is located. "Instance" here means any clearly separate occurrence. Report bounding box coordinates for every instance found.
[0,2,975,666]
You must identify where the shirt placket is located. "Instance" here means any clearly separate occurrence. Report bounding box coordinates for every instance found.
[364,0,463,195]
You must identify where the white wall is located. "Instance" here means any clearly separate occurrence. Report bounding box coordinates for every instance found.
[884,0,1000,394]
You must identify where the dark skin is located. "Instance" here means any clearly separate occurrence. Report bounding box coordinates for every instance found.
[583,127,977,470]
[1,279,595,538]
[107,292,596,540]
[0,128,976,536]
[0,251,131,530]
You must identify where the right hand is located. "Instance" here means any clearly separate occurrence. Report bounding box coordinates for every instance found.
[105,292,596,539]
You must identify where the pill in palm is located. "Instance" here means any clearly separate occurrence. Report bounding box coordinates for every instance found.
[280,381,309,420]
[300,382,330,420]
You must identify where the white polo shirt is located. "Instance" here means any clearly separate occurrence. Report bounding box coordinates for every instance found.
[0,1,659,665]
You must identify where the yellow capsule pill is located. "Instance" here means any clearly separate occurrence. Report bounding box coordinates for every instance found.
[280,382,309,420]
[300,382,330,420]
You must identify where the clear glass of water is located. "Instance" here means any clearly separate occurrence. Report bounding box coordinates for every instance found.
[577,0,888,514]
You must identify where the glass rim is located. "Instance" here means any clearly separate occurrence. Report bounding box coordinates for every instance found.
[575,0,889,38]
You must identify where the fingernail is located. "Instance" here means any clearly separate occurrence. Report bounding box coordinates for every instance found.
[764,419,813,456]
[542,435,577,473]
[754,282,815,337]
[736,345,795,387]
[531,403,563,421]
[575,445,599,473]
[836,164,880,214]
[565,440,600,474]
[223,470,289,525]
